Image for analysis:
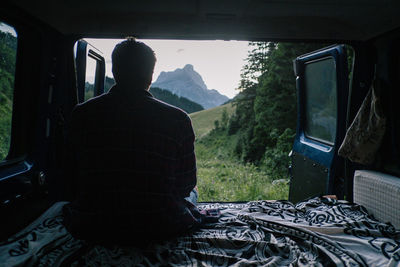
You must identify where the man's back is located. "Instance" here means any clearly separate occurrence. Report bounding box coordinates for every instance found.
[63,86,199,242]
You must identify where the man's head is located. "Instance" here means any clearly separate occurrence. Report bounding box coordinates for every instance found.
[112,38,156,90]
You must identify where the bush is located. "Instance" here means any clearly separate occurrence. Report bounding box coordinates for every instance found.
[261,128,295,180]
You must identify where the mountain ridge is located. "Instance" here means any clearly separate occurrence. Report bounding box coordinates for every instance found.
[104,77,204,114]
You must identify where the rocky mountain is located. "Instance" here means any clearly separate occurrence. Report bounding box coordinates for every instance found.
[151,64,229,109]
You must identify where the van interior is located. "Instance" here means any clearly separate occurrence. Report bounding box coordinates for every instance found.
[1,0,400,266]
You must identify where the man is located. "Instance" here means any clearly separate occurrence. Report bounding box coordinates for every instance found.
[63,39,201,243]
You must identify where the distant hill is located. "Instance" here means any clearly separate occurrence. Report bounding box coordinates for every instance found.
[149,87,204,113]
[152,64,229,109]
[103,76,203,114]
[190,103,235,139]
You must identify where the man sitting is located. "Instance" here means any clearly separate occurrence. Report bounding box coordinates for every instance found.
[63,39,201,244]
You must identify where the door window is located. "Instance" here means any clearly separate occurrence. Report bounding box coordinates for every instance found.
[75,40,105,103]
[84,56,97,101]
[304,57,337,145]
[0,22,17,160]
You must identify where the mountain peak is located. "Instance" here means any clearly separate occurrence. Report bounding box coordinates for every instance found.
[152,65,229,109]
[183,64,194,71]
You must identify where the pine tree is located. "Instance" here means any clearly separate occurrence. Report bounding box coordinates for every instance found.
[232,42,328,168]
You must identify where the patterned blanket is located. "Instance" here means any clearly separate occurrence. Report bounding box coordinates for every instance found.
[1,197,400,266]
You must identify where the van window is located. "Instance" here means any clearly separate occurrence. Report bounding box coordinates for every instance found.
[84,56,96,101]
[0,22,17,160]
[304,57,337,144]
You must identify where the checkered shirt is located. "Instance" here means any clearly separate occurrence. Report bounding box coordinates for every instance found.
[63,86,199,242]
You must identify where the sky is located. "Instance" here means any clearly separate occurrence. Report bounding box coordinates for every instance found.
[0,23,17,37]
[85,39,250,98]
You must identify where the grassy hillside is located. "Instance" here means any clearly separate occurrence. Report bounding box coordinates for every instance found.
[190,102,289,202]
[190,102,235,139]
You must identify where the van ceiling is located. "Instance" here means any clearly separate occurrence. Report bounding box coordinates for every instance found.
[9,0,400,41]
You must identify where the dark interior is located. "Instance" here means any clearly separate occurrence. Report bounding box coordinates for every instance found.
[1,0,400,245]
[8,0,400,41]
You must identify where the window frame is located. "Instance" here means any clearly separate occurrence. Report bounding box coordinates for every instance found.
[75,40,105,103]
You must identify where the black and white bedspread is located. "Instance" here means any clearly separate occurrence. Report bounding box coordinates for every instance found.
[1,197,400,266]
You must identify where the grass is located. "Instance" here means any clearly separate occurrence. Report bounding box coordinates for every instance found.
[190,106,289,202]
[196,141,289,202]
[190,103,235,139]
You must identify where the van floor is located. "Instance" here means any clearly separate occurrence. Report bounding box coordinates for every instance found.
[1,198,399,266]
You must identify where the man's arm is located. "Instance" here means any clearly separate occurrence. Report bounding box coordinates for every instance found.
[61,106,81,201]
[175,116,197,198]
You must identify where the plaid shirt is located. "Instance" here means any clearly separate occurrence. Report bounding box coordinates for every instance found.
[63,86,200,242]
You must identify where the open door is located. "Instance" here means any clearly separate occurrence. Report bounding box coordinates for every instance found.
[289,45,349,203]
[75,40,106,103]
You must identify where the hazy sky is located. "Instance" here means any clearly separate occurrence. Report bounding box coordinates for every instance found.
[85,39,250,98]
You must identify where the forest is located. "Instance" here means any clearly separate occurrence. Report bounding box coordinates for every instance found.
[229,43,328,176]
[149,87,204,113]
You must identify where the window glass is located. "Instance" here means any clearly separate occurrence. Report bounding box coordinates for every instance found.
[84,56,96,101]
[304,57,337,144]
[0,22,17,160]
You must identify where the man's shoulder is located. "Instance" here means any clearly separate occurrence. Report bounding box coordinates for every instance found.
[71,90,192,126]
[147,96,191,122]
[72,93,110,114]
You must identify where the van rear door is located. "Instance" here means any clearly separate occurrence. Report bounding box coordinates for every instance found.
[289,45,349,203]
[75,40,106,103]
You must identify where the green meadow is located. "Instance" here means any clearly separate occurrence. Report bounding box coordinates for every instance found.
[190,102,235,139]
[190,104,289,202]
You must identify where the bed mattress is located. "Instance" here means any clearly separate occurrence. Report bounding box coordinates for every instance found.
[354,170,400,229]
[0,197,399,266]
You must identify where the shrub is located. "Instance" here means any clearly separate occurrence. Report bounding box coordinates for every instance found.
[261,128,295,180]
